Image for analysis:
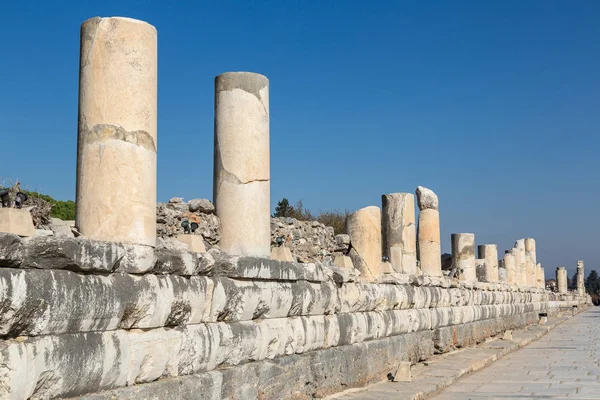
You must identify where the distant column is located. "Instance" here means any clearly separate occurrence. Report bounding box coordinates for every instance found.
[556,267,568,294]
[347,206,382,282]
[537,263,544,289]
[515,239,527,287]
[76,17,157,246]
[451,233,476,283]
[525,238,537,287]
[416,186,441,277]
[478,244,498,283]
[577,260,585,296]
[214,72,270,257]
[504,250,517,286]
[381,193,417,274]
[475,258,486,282]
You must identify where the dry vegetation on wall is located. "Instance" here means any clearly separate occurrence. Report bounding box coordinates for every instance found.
[273,198,349,234]
[0,179,76,226]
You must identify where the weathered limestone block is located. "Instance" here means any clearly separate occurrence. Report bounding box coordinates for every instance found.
[0,269,214,337]
[504,250,516,286]
[0,232,23,267]
[21,236,155,273]
[0,330,130,399]
[346,206,382,282]
[270,246,295,262]
[214,72,270,257]
[211,256,325,282]
[478,244,498,283]
[416,186,441,277]
[381,193,416,274]
[577,260,585,296]
[77,17,157,246]
[0,208,35,237]
[209,278,339,322]
[176,234,207,253]
[556,267,568,294]
[154,244,206,276]
[334,255,353,268]
[451,233,476,283]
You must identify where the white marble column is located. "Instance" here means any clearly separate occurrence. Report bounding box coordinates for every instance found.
[416,186,441,277]
[214,72,270,257]
[76,17,157,246]
[451,233,476,283]
[381,193,416,274]
[347,206,382,282]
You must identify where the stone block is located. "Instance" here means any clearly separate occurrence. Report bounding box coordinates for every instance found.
[0,232,23,266]
[176,234,207,253]
[21,236,156,274]
[0,208,35,237]
[211,256,325,282]
[393,361,412,382]
[334,255,354,269]
[270,246,294,262]
[502,330,513,340]
[0,268,214,337]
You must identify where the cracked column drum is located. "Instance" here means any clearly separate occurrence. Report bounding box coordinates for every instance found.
[416,186,441,277]
[478,244,498,283]
[515,239,527,287]
[381,193,416,274]
[347,206,382,282]
[451,233,475,283]
[525,238,536,287]
[577,261,585,296]
[556,267,568,294]
[214,72,270,257]
[504,250,516,286]
[76,17,157,246]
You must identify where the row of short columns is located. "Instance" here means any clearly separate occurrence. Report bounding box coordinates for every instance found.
[555,261,585,295]
[346,186,547,287]
[72,17,581,293]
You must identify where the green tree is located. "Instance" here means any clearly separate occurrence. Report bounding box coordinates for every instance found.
[585,270,600,295]
[273,198,294,218]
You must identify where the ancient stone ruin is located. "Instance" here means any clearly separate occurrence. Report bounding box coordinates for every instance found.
[0,16,591,400]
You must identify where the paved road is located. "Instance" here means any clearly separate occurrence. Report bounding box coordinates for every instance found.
[431,308,600,400]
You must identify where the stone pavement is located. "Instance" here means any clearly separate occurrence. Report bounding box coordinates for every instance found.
[431,308,600,399]
[330,308,599,400]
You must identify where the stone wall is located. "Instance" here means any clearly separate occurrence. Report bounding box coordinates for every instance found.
[155,198,347,263]
[0,232,588,400]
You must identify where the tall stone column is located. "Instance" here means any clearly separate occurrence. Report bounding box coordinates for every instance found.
[525,238,536,287]
[577,260,585,296]
[515,239,527,287]
[416,186,441,277]
[76,17,157,246]
[214,72,270,257]
[382,193,416,274]
[347,206,382,282]
[478,244,498,283]
[451,233,476,283]
[556,267,568,294]
[504,250,516,286]
[511,247,521,287]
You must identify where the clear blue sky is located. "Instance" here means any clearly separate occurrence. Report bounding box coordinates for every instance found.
[1,1,598,277]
